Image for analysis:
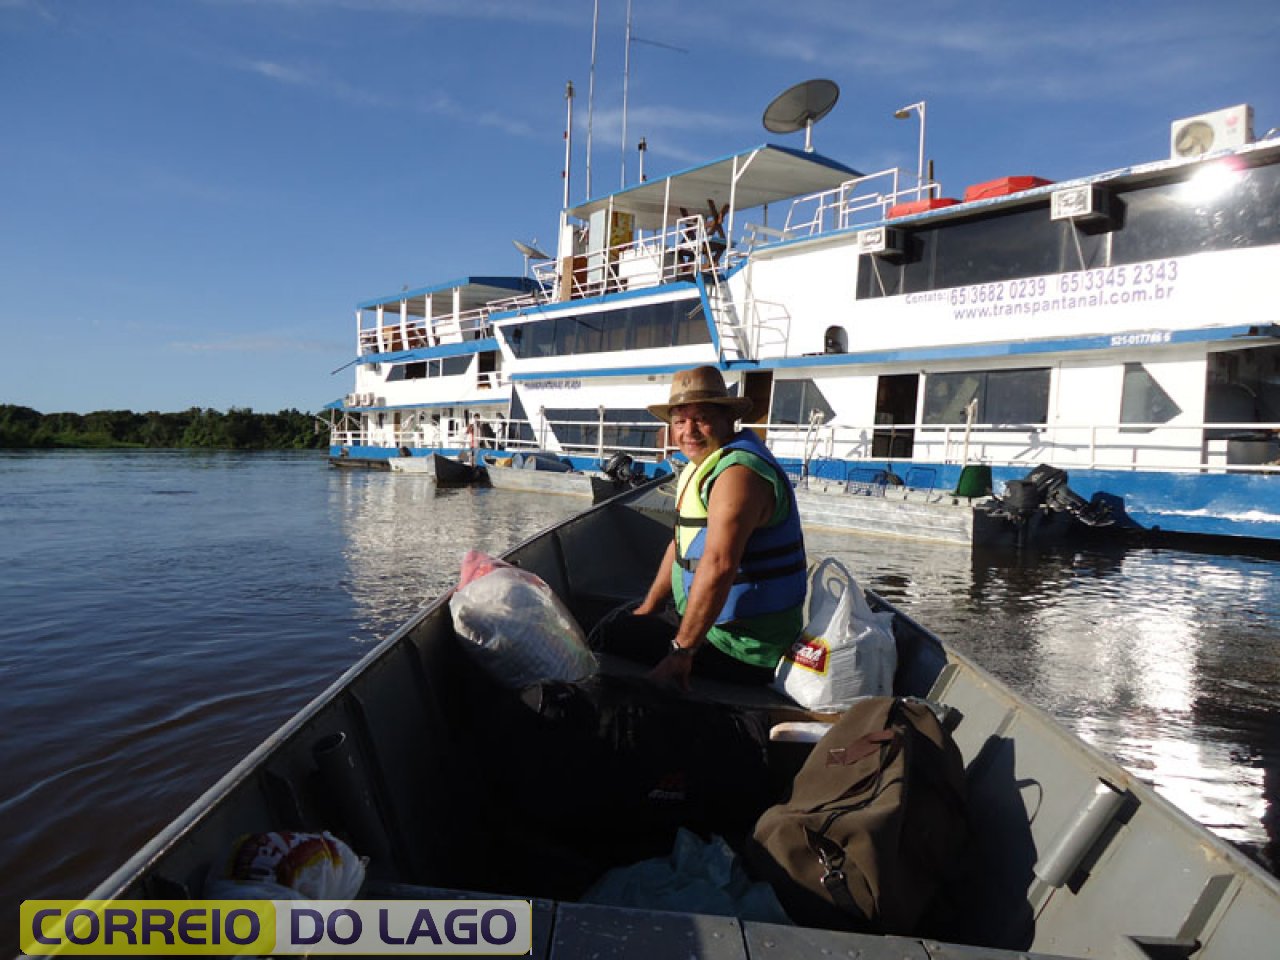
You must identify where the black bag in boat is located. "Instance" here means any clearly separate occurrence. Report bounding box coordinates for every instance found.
[744,696,967,935]
[504,674,773,866]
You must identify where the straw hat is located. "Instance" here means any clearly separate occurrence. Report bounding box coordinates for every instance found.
[647,366,753,423]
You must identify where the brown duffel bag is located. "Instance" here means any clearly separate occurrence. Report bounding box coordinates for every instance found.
[745,696,967,935]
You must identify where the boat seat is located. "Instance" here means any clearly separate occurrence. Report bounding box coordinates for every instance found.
[595,651,837,723]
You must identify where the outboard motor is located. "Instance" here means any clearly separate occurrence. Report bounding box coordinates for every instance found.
[999,477,1045,519]
[602,452,644,487]
[1000,464,1116,527]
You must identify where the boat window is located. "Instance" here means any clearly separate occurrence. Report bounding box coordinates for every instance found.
[539,407,664,452]
[922,368,1050,427]
[771,379,836,425]
[1113,162,1280,265]
[1206,346,1280,430]
[387,362,426,381]
[506,299,710,360]
[676,302,709,346]
[928,208,1065,289]
[1120,363,1183,432]
[384,356,471,380]
[854,159,1280,299]
[507,391,536,446]
[441,355,471,376]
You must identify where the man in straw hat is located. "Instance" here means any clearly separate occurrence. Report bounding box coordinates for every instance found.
[595,366,806,688]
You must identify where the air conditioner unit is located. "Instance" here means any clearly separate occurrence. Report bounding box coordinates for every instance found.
[1170,104,1254,159]
[855,226,904,258]
[1050,185,1114,225]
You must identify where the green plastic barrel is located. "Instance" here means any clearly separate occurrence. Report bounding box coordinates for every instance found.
[954,464,992,498]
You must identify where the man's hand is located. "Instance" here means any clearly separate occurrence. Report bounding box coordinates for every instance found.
[647,649,695,691]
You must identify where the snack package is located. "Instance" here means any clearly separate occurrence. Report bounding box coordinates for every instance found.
[204,830,366,900]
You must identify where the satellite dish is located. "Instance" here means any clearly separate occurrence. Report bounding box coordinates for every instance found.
[763,78,840,152]
[513,239,549,260]
[513,239,549,279]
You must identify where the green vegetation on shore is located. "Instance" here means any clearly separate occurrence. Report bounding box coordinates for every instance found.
[0,405,328,450]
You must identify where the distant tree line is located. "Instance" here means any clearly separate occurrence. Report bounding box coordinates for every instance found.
[0,405,329,450]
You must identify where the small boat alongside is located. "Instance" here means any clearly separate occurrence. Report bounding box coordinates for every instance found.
[69,480,1280,960]
[793,463,1127,548]
[484,450,644,503]
[389,451,484,487]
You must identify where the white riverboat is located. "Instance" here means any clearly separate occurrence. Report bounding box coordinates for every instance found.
[328,98,1280,543]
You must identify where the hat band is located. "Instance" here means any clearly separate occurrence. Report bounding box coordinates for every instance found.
[668,390,737,405]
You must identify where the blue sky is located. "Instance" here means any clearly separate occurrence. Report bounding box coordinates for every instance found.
[3,0,1277,414]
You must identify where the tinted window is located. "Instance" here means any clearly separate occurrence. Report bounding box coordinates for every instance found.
[771,379,836,425]
[923,368,1049,426]
[1121,362,1182,431]
[1113,163,1280,264]
[440,355,471,376]
[855,159,1280,299]
[506,298,709,359]
[542,407,663,451]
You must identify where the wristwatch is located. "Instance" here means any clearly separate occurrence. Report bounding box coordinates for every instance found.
[670,640,696,657]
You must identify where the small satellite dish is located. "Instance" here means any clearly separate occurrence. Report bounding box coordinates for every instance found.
[513,239,549,279]
[513,239,549,260]
[763,78,840,152]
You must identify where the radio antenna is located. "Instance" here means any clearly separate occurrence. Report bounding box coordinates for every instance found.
[585,0,599,199]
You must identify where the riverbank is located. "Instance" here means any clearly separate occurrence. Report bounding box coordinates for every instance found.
[0,404,325,449]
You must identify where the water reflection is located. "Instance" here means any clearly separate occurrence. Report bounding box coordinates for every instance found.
[328,471,587,638]
[804,529,1280,869]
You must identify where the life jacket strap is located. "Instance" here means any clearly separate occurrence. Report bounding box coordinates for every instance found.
[677,555,807,584]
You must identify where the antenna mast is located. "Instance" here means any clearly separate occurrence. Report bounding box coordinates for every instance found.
[585,0,599,199]
[563,81,574,209]
[620,0,632,189]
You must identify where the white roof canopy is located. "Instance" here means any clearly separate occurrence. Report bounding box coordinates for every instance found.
[565,144,859,231]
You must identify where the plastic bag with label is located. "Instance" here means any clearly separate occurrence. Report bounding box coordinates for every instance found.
[204,830,366,900]
[772,558,897,710]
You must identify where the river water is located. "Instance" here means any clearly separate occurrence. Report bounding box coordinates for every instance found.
[1,450,1276,942]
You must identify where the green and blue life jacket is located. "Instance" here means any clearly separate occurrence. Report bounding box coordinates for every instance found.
[673,429,806,624]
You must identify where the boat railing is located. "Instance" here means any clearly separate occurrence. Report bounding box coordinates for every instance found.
[728,296,791,359]
[524,216,733,304]
[356,304,496,356]
[779,419,1280,475]
[782,168,945,240]
[335,411,1280,476]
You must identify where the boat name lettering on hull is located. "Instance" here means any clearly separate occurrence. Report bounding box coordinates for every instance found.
[524,379,582,390]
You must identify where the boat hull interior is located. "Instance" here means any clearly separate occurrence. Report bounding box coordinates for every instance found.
[85,482,1280,960]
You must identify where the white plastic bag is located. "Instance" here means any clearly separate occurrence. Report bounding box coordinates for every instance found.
[772,558,897,710]
[449,551,596,688]
[204,830,366,900]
